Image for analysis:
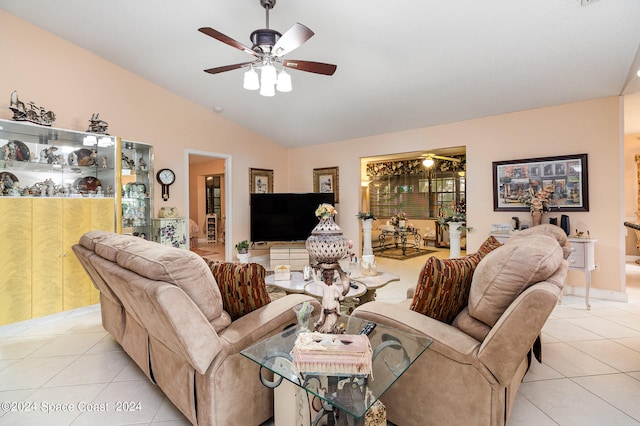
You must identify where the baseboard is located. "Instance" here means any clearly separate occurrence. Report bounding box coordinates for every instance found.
[563,285,629,303]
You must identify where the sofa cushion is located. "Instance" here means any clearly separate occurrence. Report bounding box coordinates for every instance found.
[409,236,503,324]
[468,233,563,327]
[94,236,224,323]
[410,254,481,324]
[507,224,571,259]
[205,260,271,321]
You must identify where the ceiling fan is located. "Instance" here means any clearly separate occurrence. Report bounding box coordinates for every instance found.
[198,0,337,96]
[420,153,462,167]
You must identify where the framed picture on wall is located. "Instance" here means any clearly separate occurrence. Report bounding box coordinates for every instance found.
[313,166,339,203]
[249,168,274,194]
[492,153,589,212]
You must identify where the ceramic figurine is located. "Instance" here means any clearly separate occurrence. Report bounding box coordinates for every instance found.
[138,157,146,171]
[86,113,109,134]
[89,148,98,166]
[102,156,108,168]
[9,91,56,126]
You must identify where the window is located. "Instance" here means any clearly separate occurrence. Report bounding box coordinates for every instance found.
[366,157,466,220]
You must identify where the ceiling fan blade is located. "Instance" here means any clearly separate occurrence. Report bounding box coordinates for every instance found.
[198,27,258,57]
[283,60,337,76]
[204,62,255,74]
[272,23,314,57]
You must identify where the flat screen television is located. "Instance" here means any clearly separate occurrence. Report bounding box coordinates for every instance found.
[250,192,335,242]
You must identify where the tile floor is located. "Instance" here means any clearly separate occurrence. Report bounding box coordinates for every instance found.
[1,249,639,425]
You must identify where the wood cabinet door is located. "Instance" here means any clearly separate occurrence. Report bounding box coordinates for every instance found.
[32,199,64,318]
[62,199,93,310]
[0,198,33,325]
[90,198,115,303]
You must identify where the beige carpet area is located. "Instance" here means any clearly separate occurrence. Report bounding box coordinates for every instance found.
[373,246,438,260]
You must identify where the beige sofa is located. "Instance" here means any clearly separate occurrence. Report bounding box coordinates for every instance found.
[73,230,319,426]
[351,225,569,425]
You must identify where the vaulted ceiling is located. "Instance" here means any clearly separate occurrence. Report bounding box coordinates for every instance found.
[2,0,640,147]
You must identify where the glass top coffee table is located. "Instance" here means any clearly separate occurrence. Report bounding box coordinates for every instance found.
[241,316,431,423]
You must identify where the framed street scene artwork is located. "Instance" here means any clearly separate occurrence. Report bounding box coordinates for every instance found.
[313,166,339,203]
[249,168,273,194]
[493,153,589,212]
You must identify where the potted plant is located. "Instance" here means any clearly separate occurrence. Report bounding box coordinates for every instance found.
[235,240,250,263]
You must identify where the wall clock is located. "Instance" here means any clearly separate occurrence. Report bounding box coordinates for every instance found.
[156,168,175,201]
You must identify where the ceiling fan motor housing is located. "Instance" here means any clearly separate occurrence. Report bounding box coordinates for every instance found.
[250,29,281,52]
[260,0,276,9]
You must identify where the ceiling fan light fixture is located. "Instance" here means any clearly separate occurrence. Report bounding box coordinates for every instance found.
[243,66,260,90]
[260,63,277,87]
[422,157,435,168]
[276,69,292,92]
[259,81,276,97]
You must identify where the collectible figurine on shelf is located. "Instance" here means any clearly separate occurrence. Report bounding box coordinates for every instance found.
[86,113,109,134]
[89,148,98,166]
[9,90,56,126]
[102,156,108,168]
[138,157,146,171]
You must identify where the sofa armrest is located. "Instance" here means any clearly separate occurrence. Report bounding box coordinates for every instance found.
[150,285,224,375]
[478,281,561,384]
[351,301,482,362]
[219,294,321,354]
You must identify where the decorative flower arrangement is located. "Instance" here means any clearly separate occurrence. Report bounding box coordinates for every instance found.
[519,186,554,212]
[389,211,408,227]
[315,203,337,219]
[356,211,376,220]
[438,201,472,231]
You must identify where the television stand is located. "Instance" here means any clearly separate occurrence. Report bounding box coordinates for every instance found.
[269,242,309,271]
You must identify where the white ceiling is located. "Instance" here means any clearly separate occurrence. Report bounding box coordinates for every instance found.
[2,0,640,147]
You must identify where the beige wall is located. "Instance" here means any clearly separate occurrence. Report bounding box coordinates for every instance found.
[289,97,626,299]
[1,10,629,300]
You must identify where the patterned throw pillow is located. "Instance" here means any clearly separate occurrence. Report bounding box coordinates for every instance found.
[204,260,271,320]
[409,236,502,324]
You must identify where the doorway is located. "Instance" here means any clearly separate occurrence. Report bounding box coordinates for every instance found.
[186,150,232,261]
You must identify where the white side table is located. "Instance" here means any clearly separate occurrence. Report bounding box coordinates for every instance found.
[566,237,597,310]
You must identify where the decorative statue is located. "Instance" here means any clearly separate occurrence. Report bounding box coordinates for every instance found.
[102,156,108,168]
[306,204,352,334]
[9,91,56,126]
[138,157,146,170]
[86,113,109,134]
[89,148,98,166]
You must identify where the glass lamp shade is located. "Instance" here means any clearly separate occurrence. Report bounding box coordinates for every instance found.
[422,157,435,167]
[243,67,260,90]
[259,82,276,97]
[276,69,292,92]
[260,64,277,87]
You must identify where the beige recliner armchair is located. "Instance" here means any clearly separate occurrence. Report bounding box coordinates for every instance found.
[352,226,568,426]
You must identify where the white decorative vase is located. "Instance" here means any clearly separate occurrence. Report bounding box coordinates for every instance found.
[237,252,250,263]
[306,217,350,264]
[447,222,463,259]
